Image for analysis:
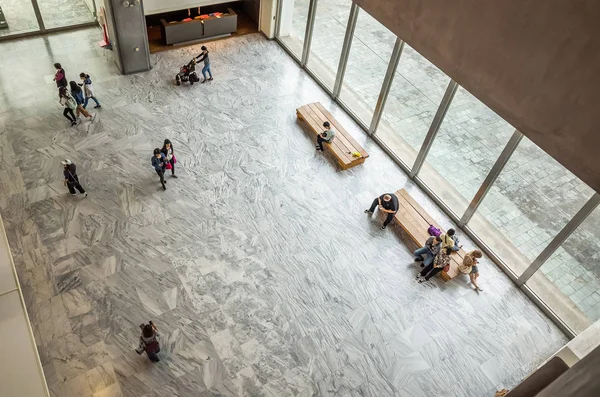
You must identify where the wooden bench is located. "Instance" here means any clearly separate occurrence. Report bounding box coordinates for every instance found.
[296,102,369,170]
[393,189,467,281]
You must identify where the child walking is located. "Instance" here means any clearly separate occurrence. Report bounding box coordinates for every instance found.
[136,321,160,362]
[79,73,101,109]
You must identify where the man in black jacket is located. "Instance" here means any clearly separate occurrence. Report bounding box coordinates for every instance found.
[365,193,399,229]
[62,159,87,197]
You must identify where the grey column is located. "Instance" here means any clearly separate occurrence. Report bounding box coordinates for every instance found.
[332,3,359,99]
[368,38,404,135]
[409,80,458,178]
[300,0,318,66]
[104,0,151,74]
[458,130,523,227]
[517,193,600,286]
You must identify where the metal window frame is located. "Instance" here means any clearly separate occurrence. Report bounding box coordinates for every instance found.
[271,1,595,338]
[300,0,318,66]
[409,80,458,178]
[332,3,359,99]
[517,193,600,285]
[368,38,404,136]
[458,130,523,227]
[31,0,46,32]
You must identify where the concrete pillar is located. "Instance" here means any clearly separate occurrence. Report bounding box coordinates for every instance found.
[103,0,151,74]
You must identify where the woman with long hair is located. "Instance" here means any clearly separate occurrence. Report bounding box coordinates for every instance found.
[161,139,177,178]
[59,87,77,126]
[68,81,95,123]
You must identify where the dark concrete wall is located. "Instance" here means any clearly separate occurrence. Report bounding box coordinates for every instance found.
[354,0,600,192]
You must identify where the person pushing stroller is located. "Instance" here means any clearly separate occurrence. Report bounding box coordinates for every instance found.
[195,45,213,83]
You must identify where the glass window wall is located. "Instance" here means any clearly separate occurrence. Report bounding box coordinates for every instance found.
[306,0,352,90]
[467,137,595,276]
[275,0,600,335]
[338,9,395,125]
[376,44,450,169]
[527,204,600,334]
[0,1,39,38]
[37,0,95,29]
[418,88,516,216]
[277,0,311,59]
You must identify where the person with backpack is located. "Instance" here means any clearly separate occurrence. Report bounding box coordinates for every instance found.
[414,235,442,267]
[316,121,336,152]
[365,193,399,230]
[195,45,213,83]
[136,321,160,362]
[61,159,87,197]
[79,72,101,109]
[59,87,78,126]
[417,247,452,282]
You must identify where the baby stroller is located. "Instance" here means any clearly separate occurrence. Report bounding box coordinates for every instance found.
[175,59,200,86]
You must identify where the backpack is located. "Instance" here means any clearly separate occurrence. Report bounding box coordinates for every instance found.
[427,224,441,237]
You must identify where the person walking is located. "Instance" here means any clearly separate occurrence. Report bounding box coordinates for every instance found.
[458,250,484,291]
[62,159,87,197]
[316,121,336,152]
[152,148,168,190]
[53,63,67,88]
[69,81,95,123]
[195,45,213,83]
[161,139,178,178]
[59,87,78,126]
[136,321,160,362]
[79,73,101,109]
[417,247,452,283]
[365,193,399,230]
[414,235,442,267]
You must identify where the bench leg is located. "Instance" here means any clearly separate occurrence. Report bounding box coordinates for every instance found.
[440,271,451,282]
[296,111,304,122]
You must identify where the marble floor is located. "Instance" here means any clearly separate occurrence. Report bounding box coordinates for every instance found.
[0,28,569,397]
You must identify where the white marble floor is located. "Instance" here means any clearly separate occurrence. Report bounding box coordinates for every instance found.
[0,28,568,397]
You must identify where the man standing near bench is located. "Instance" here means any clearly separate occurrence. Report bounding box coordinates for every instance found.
[365,193,399,230]
[316,121,335,152]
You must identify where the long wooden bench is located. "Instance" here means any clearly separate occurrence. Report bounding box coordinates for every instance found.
[296,102,369,170]
[393,189,467,281]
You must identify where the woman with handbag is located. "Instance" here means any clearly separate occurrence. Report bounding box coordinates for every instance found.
[458,250,483,291]
[160,139,178,178]
[136,321,160,362]
[417,247,452,283]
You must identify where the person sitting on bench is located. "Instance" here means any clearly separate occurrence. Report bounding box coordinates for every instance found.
[440,228,461,251]
[316,121,336,151]
[365,193,399,230]
[414,235,442,267]
[417,247,452,283]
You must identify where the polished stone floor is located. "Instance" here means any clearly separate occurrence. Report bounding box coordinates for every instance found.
[0,28,569,397]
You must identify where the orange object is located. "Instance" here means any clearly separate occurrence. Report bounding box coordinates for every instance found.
[182,18,192,22]
[199,14,209,19]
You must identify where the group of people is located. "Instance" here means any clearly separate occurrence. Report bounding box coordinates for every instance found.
[366,193,483,291]
[54,63,101,126]
[152,139,178,190]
